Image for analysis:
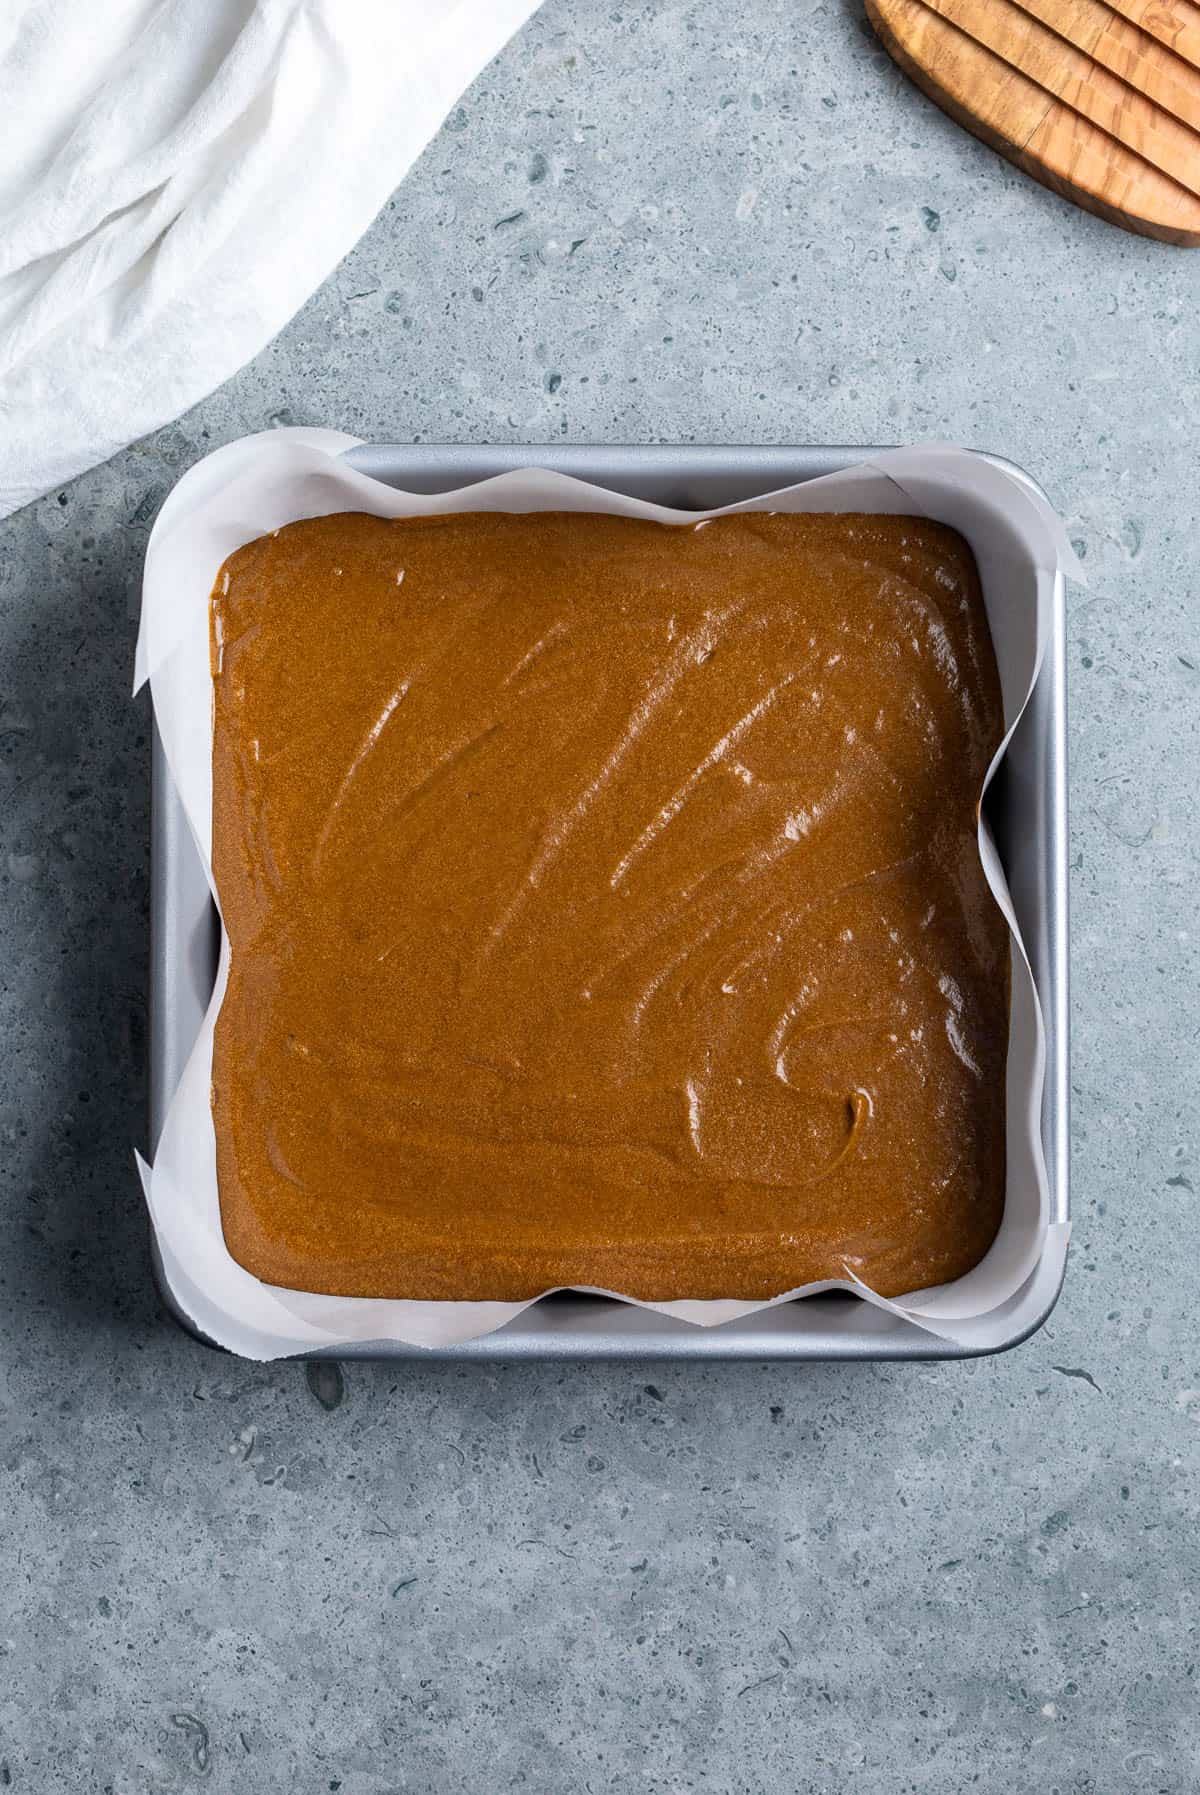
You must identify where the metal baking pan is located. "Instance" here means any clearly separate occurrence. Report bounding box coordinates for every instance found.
[148,444,1069,1359]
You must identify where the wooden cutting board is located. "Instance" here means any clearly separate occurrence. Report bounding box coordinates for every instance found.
[866,0,1200,244]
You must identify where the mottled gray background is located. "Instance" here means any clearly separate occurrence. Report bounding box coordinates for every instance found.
[2,2,1198,1790]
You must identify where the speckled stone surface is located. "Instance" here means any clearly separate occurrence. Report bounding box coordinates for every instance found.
[2,3,1198,1790]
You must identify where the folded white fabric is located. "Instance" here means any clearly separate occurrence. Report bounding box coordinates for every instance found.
[0,0,541,519]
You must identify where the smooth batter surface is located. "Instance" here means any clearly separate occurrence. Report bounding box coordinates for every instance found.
[210,510,1008,1300]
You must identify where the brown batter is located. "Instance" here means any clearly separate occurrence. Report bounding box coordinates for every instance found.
[210,509,1008,1301]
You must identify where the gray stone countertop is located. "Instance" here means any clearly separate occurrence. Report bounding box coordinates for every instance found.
[2,3,1197,1790]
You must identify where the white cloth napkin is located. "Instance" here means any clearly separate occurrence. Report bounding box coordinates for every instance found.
[0,0,541,520]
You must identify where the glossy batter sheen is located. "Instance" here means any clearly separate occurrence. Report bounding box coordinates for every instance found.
[210,510,1008,1301]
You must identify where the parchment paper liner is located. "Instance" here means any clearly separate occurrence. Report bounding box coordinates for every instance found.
[135,433,1077,1357]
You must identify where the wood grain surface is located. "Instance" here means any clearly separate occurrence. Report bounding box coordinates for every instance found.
[867,0,1200,244]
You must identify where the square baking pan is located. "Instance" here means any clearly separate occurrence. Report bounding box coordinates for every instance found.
[148,444,1069,1359]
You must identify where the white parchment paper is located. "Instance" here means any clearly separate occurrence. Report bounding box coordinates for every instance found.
[135,432,1077,1357]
